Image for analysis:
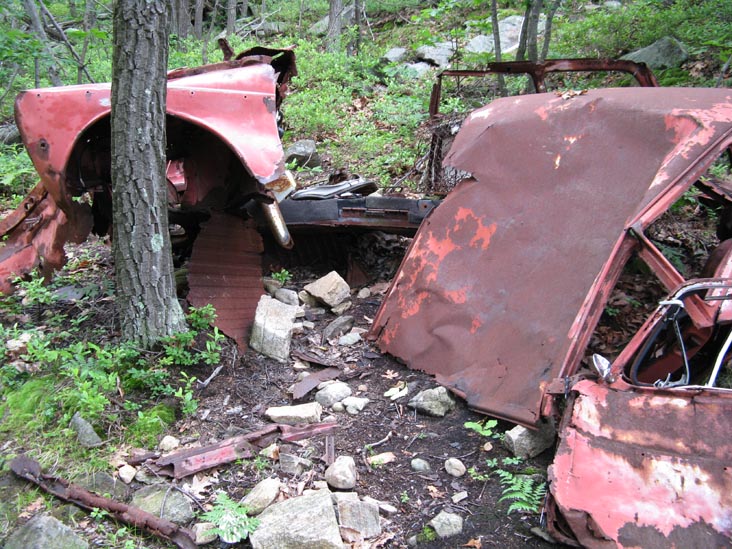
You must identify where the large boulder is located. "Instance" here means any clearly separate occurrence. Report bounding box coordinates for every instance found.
[621,36,688,70]
[4,514,88,549]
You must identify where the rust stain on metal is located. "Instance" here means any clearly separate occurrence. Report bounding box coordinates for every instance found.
[548,379,732,546]
[187,212,264,348]
[10,455,197,549]
[371,88,732,428]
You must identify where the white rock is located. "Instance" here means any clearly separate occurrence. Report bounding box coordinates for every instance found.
[315,381,352,407]
[342,396,370,415]
[331,300,352,315]
[274,288,299,306]
[265,402,322,425]
[303,271,351,308]
[118,464,137,484]
[444,458,466,478]
[242,477,282,515]
[429,510,463,539]
[159,435,180,452]
[192,522,217,545]
[325,455,358,489]
[250,295,299,363]
[411,458,431,472]
[503,420,556,459]
[357,287,371,299]
[338,332,361,346]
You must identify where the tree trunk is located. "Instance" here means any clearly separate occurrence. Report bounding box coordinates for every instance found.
[514,1,531,61]
[540,0,560,62]
[240,0,250,19]
[194,0,204,39]
[226,0,237,35]
[347,0,362,56]
[526,0,544,62]
[178,0,190,38]
[22,0,63,86]
[490,0,506,96]
[326,0,343,52]
[111,0,186,348]
[78,0,97,84]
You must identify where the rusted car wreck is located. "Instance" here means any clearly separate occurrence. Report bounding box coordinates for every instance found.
[370,87,732,546]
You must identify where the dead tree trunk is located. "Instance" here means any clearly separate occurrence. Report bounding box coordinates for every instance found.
[326,0,343,52]
[22,0,63,86]
[111,0,186,348]
[226,0,237,35]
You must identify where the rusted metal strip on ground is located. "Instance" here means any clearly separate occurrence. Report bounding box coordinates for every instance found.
[155,422,338,478]
[291,367,341,399]
[187,212,264,348]
[10,455,197,549]
[549,380,732,547]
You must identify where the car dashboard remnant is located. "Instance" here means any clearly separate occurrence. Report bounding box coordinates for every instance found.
[370,87,732,546]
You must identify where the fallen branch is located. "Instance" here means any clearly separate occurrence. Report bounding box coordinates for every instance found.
[10,455,197,549]
[364,430,393,451]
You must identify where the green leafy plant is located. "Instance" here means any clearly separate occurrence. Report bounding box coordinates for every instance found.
[417,525,437,543]
[187,304,217,331]
[200,492,259,543]
[174,372,198,416]
[464,419,498,438]
[494,469,547,514]
[271,268,292,285]
[400,490,410,503]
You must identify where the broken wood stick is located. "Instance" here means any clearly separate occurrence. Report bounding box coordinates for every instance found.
[10,455,197,549]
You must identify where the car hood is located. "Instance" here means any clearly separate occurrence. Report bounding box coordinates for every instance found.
[370,87,732,427]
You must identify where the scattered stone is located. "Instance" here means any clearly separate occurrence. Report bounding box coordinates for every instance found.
[259,443,280,460]
[53,285,86,302]
[338,499,381,540]
[429,510,464,539]
[284,139,322,169]
[315,381,352,407]
[298,290,319,307]
[332,491,359,506]
[4,514,89,549]
[250,295,299,363]
[304,271,350,308]
[279,453,313,476]
[118,464,137,484]
[503,420,556,459]
[407,534,418,547]
[302,320,315,330]
[131,484,194,525]
[77,471,127,500]
[367,452,396,467]
[411,458,431,472]
[338,332,361,346]
[402,62,433,78]
[134,468,163,484]
[621,36,688,70]
[265,402,322,425]
[275,288,299,306]
[192,522,218,545]
[357,287,371,299]
[383,47,407,63]
[250,489,342,549]
[416,41,456,68]
[325,455,358,489]
[604,0,622,8]
[322,315,355,342]
[331,300,352,315]
[452,491,468,503]
[5,332,33,355]
[313,480,330,491]
[466,34,494,54]
[69,412,103,448]
[159,435,180,452]
[408,386,457,417]
[292,359,310,370]
[332,402,345,412]
[242,477,282,515]
[363,496,398,516]
[444,458,467,478]
[482,441,494,452]
[263,277,282,295]
[292,322,304,335]
[342,396,370,415]
[530,525,557,544]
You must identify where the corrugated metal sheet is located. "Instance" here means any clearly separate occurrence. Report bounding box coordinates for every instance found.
[187,212,264,347]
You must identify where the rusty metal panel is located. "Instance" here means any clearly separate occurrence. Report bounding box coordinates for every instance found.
[549,379,732,547]
[187,212,264,348]
[370,88,732,427]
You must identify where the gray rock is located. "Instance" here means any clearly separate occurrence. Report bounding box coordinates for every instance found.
[192,522,218,544]
[466,34,494,54]
[416,41,456,68]
[284,139,322,168]
[76,471,127,500]
[131,484,194,525]
[357,287,371,299]
[332,402,345,412]
[338,499,381,540]
[408,386,457,417]
[401,62,433,78]
[298,290,319,306]
[69,412,102,448]
[325,455,358,490]
[383,47,407,63]
[265,402,322,425]
[322,315,355,342]
[503,420,556,459]
[429,510,463,538]
[275,288,300,306]
[338,332,361,346]
[331,300,352,315]
[263,277,282,295]
[159,435,180,452]
[411,458,431,472]
[315,381,352,407]
[332,491,359,505]
[250,489,342,549]
[362,496,398,516]
[279,453,313,476]
[604,0,622,8]
[250,295,299,363]
[621,36,688,70]
[496,15,527,53]
[304,271,350,308]
[342,396,369,415]
[242,477,282,515]
[444,458,466,478]
[4,514,89,549]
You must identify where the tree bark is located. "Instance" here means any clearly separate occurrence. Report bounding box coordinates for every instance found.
[490,0,506,96]
[178,0,190,38]
[526,0,544,62]
[326,0,343,52]
[111,0,186,348]
[240,0,250,19]
[540,0,560,62]
[348,0,362,56]
[226,0,237,35]
[194,0,204,39]
[22,0,63,86]
[514,1,531,62]
[78,0,98,84]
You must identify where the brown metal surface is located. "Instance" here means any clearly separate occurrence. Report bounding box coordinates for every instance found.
[187,212,264,348]
[371,87,732,427]
[10,455,197,549]
[549,379,732,547]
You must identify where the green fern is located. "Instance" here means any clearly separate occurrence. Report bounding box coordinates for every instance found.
[200,492,259,543]
[495,469,546,515]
